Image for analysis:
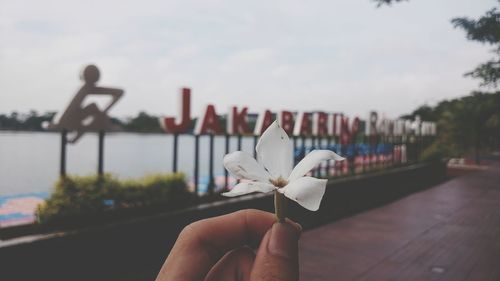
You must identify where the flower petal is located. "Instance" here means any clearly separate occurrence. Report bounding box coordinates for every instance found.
[256,121,294,179]
[280,177,327,211]
[222,182,276,197]
[288,150,345,181]
[223,151,271,182]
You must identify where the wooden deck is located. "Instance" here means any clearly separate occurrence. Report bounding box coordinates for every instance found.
[300,164,500,281]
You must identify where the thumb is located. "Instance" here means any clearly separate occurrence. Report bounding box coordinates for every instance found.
[250,222,301,281]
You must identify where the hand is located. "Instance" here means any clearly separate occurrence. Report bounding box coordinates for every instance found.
[155,209,302,281]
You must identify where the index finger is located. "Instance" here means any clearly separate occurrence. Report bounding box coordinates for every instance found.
[155,209,276,281]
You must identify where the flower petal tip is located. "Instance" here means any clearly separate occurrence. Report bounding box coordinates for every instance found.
[221,191,237,197]
[307,205,321,212]
[281,176,327,212]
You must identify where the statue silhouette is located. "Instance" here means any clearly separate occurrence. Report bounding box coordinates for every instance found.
[48,65,124,143]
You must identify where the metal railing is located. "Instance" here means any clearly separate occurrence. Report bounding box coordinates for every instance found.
[56,129,434,196]
[165,133,434,195]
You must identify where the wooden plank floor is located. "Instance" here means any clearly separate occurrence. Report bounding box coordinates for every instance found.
[300,164,500,281]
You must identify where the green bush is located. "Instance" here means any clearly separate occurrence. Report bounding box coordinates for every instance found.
[36,173,190,224]
[420,141,455,162]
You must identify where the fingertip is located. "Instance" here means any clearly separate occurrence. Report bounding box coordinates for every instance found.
[205,246,255,281]
[268,223,300,260]
[250,222,300,281]
[285,218,303,234]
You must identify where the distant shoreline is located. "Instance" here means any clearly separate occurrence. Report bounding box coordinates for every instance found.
[0,129,167,135]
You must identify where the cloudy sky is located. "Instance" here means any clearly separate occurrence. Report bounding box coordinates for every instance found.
[0,0,496,119]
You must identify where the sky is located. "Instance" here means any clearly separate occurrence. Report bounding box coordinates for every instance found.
[0,0,497,120]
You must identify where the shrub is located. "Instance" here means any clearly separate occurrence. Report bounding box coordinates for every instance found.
[420,132,462,162]
[36,173,190,224]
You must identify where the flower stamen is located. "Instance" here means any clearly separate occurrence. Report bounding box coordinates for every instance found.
[270,177,288,188]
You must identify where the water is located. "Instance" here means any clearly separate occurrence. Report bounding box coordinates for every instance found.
[0,131,257,196]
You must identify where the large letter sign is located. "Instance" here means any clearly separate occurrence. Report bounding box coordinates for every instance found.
[158,87,437,138]
[312,112,329,137]
[254,110,274,135]
[278,111,295,135]
[161,88,191,133]
[194,105,223,135]
[227,106,251,135]
[293,112,312,136]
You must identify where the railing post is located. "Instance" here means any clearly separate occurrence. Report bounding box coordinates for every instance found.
[404,135,407,164]
[389,136,392,166]
[292,136,297,166]
[314,137,321,177]
[237,134,242,151]
[172,133,178,173]
[224,134,230,189]
[301,136,306,162]
[326,136,332,177]
[194,134,199,196]
[98,130,105,176]
[361,135,365,173]
[208,134,215,194]
[253,135,258,158]
[350,140,356,175]
[334,136,339,175]
[60,129,67,177]
[418,135,424,162]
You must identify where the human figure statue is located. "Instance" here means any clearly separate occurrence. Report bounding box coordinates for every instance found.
[48,65,124,143]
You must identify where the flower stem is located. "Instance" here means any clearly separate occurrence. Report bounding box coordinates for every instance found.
[274,191,287,223]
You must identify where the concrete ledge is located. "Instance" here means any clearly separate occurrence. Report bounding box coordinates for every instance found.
[0,162,446,281]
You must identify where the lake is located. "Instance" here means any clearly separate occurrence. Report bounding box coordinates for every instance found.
[0,131,261,197]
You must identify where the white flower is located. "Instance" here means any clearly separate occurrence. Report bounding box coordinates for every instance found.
[222,121,345,211]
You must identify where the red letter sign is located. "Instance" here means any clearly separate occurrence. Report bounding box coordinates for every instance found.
[227,106,251,135]
[254,110,273,135]
[278,111,294,135]
[194,105,223,135]
[312,112,329,136]
[160,88,191,133]
[340,116,360,144]
[329,113,341,136]
[293,112,311,136]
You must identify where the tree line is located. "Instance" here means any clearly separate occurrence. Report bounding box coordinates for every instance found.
[403,92,500,163]
[0,111,164,133]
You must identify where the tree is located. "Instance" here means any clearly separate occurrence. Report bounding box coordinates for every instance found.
[373,0,407,7]
[452,2,500,88]
[400,105,438,122]
[123,111,163,133]
[0,111,56,131]
[406,92,500,163]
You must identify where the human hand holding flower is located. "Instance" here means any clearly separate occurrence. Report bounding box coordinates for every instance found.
[156,210,302,281]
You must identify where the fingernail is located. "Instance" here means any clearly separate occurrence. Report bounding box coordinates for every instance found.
[285,218,302,233]
[268,222,299,259]
[292,222,303,233]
